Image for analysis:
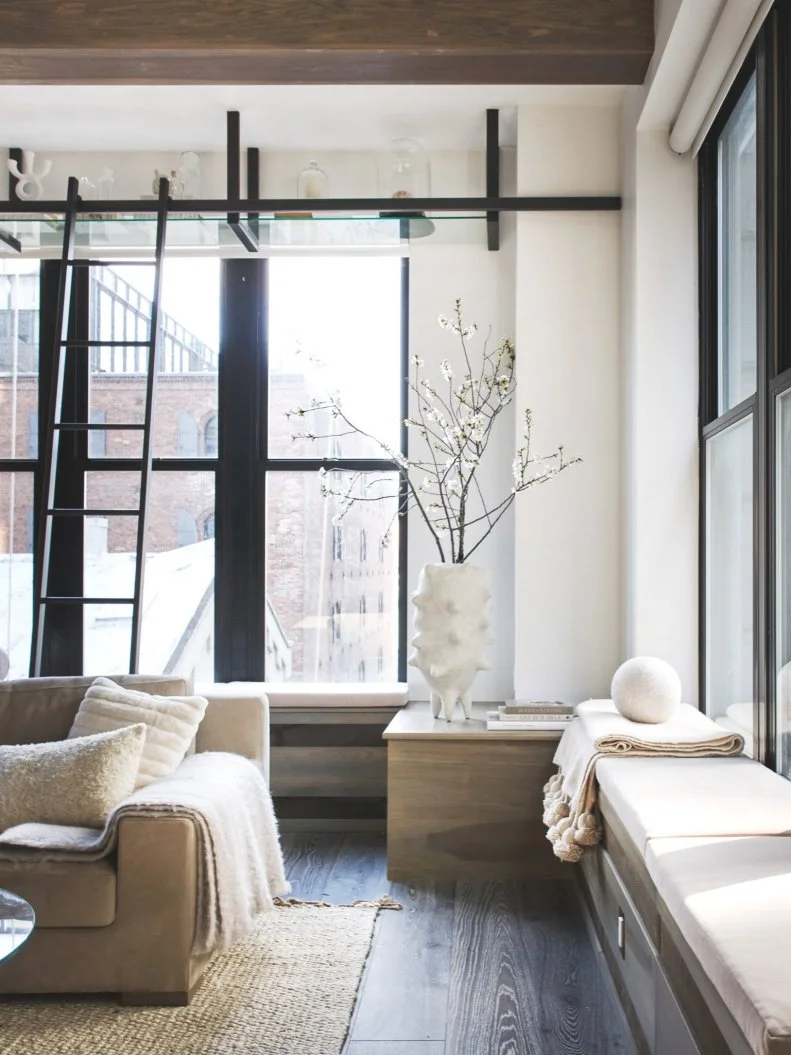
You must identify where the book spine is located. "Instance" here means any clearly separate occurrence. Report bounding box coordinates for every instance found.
[486,720,571,731]
[497,712,573,722]
[500,704,573,715]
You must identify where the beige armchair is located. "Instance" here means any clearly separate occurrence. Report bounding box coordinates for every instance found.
[0,674,269,1005]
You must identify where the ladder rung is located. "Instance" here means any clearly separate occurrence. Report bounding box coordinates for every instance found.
[62,340,150,348]
[40,597,135,606]
[69,260,155,268]
[54,422,146,431]
[47,508,140,517]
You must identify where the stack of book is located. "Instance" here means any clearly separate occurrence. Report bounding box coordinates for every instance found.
[486,700,576,731]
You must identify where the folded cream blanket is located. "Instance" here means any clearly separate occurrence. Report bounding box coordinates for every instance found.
[543,700,745,862]
[0,751,289,955]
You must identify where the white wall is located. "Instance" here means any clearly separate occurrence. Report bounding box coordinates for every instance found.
[513,105,622,702]
[618,0,706,704]
[621,121,699,701]
[407,229,516,702]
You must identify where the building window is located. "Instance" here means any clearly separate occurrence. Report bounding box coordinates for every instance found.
[332,524,343,561]
[176,508,197,547]
[359,529,367,563]
[27,411,37,459]
[378,592,384,615]
[88,410,107,458]
[377,647,384,674]
[204,415,218,457]
[203,512,215,540]
[178,412,199,457]
[331,601,342,643]
[358,659,366,682]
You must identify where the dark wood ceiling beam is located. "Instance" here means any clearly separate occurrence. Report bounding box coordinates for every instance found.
[0,0,654,85]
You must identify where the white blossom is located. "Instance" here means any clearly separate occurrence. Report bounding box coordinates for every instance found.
[440,359,453,381]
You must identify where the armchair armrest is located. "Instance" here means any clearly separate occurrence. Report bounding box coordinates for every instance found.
[194,686,269,783]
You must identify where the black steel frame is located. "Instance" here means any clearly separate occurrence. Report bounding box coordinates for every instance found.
[698,2,791,769]
[215,254,409,681]
[3,251,409,681]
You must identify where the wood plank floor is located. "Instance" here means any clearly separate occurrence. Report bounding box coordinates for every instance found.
[281,832,635,1055]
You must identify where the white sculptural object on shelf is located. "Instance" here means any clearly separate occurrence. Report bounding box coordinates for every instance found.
[409,562,492,722]
[7,150,52,201]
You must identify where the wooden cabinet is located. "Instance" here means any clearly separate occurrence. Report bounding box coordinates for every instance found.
[384,702,565,881]
[582,847,656,1049]
[655,965,701,1055]
[581,846,703,1055]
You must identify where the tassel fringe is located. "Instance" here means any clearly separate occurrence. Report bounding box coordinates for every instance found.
[274,894,402,910]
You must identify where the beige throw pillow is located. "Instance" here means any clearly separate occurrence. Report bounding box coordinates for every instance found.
[0,724,145,833]
[69,676,209,788]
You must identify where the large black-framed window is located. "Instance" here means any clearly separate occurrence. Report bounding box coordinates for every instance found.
[700,0,791,774]
[216,256,408,684]
[1,254,408,683]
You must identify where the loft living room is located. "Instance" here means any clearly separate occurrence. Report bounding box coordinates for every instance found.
[0,1,788,1054]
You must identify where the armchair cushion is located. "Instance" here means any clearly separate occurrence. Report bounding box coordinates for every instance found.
[0,724,146,831]
[69,677,208,788]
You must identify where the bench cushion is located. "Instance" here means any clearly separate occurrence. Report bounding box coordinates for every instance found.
[0,857,117,928]
[596,756,791,853]
[645,836,791,1055]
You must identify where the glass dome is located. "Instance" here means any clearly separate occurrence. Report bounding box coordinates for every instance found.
[378,138,431,200]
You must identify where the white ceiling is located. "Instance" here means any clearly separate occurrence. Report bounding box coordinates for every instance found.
[0,84,626,152]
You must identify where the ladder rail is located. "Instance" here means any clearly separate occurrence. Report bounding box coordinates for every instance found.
[129,176,170,673]
[31,177,170,677]
[30,177,80,677]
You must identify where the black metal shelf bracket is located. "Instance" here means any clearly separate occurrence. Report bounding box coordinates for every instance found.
[487,110,500,252]
[226,111,259,253]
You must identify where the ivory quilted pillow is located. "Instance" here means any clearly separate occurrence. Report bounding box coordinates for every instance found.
[0,724,146,832]
[69,677,209,789]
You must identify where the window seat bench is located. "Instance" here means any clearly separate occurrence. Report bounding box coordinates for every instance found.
[578,756,791,1055]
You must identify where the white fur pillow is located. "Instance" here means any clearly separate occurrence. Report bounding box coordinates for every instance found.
[69,677,209,788]
[0,724,146,832]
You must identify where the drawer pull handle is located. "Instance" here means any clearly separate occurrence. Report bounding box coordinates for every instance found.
[617,911,626,956]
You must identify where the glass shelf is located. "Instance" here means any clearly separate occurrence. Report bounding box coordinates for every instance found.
[0,211,488,255]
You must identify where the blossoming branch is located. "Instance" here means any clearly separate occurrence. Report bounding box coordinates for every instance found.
[286,299,580,564]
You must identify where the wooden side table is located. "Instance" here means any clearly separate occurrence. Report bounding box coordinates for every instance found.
[384,701,567,880]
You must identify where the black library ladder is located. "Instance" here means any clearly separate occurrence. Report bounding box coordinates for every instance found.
[30,176,170,676]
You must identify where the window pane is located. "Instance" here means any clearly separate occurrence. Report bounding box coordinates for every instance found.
[777,391,791,776]
[88,260,219,460]
[140,471,214,680]
[0,261,39,460]
[0,472,34,679]
[705,416,753,732]
[82,470,215,680]
[718,75,757,412]
[268,257,402,459]
[266,471,399,682]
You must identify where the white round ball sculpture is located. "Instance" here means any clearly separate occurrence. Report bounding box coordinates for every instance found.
[610,657,682,724]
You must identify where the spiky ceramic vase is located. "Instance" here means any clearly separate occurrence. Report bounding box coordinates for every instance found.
[409,562,492,721]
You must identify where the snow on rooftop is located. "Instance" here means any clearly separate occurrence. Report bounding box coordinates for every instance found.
[0,539,214,680]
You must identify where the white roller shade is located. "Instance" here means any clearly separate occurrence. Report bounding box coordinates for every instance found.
[669,0,772,156]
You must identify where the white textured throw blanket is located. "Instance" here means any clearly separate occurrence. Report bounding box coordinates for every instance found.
[0,752,289,954]
[543,700,745,862]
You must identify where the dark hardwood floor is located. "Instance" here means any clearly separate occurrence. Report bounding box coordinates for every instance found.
[280,832,635,1055]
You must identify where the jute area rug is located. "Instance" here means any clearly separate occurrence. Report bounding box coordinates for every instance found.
[0,901,389,1055]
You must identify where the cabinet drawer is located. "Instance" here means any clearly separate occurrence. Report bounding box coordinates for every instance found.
[655,964,700,1055]
[582,847,655,1046]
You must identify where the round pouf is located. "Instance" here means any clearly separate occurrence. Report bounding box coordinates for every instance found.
[610,657,682,724]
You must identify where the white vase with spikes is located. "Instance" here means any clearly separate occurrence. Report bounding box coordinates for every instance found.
[409,562,492,721]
